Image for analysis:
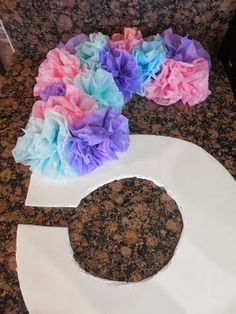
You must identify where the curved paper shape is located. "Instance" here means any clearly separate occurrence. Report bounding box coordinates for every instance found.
[26,135,236,218]
[18,135,236,313]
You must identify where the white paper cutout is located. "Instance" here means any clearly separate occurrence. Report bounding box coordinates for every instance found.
[18,135,236,313]
[17,221,236,314]
[26,135,236,214]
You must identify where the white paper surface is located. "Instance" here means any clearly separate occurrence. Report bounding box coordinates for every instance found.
[18,135,236,313]
[17,221,236,314]
[25,135,236,212]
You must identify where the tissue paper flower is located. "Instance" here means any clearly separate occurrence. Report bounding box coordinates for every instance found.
[144,58,211,106]
[73,68,124,109]
[39,84,66,101]
[58,33,88,54]
[12,110,75,179]
[109,27,143,52]
[34,48,84,97]
[12,29,212,180]
[163,28,211,68]
[31,84,98,127]
[132,34,168,94]
[65,108,130,175]
[76,32,109,70]
[100,46,141,103]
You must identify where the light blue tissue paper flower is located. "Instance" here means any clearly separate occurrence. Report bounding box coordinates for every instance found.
[12,110,75,179]
[132,34,168,95]
[75,32,109,70]
[73,68,124,109]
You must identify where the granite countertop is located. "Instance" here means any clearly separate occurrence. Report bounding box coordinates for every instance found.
[0,54,235,312]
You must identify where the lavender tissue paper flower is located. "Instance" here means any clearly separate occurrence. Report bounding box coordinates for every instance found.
[163,28,211,68]
[65,108,130,175]
[58,34,88,54]
[39,83,66,101]
[100,46,141,103]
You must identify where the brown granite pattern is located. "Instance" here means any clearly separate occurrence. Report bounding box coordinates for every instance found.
[0,54,235,311]
[0,0,235,56]
[69,178,183,282]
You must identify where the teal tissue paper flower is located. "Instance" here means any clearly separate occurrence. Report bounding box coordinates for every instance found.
[73,68,124,109]
[75,32,109,70]
[132,34,168,95]
[12,110,75,179]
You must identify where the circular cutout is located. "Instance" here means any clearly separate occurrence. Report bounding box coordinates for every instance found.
[69,178,183,282]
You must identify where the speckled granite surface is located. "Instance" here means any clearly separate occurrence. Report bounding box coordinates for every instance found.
[0,53,235,312]
[0,0,235,56]
[69,178,183,282]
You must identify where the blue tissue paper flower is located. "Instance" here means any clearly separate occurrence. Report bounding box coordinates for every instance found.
[75,32,108,70]
[73,68,124,109]
[12,110,75,179]
[132,34,168,95]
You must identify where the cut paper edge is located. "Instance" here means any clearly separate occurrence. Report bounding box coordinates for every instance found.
[17,134,236,312]
[26,135,236,227]
[17,219,236,314]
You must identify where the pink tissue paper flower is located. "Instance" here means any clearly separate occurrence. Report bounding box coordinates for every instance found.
[34,48,85,96]
[144,58,211,106]
[109,27,143,52]
[31,84,98,127]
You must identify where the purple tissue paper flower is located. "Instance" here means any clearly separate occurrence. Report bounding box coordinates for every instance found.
[65,108,130,175]
[99,46,141,103]
[39,84,66,101]
[58,34,88,54]
[163,28,211,69]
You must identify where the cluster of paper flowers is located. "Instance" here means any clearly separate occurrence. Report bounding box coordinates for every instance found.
[13,27,211,179]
